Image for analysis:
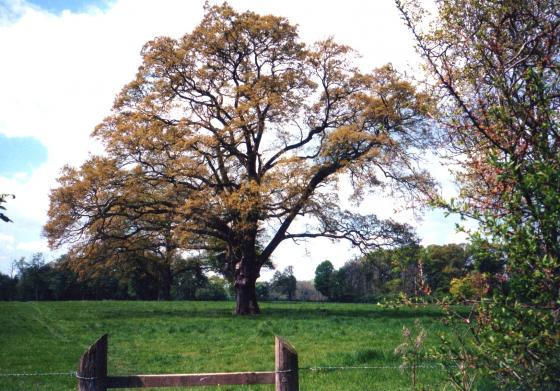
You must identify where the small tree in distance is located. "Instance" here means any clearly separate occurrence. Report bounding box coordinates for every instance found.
[271,266,297,301]
[45,3,435,314]
[314,260,335,299]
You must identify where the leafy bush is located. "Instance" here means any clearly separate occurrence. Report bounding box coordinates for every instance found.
[449,273,489,301]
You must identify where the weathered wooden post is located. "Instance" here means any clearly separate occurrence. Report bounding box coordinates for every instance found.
[77,334,108,391]
[275,336,299,391]
[75,334,297,390]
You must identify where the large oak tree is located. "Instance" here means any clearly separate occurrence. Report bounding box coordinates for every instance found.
[45,3,434,314]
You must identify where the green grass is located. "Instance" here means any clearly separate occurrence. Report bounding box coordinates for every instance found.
[0,301,454,390]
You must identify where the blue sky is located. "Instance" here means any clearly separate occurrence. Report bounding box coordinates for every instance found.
[0,0,470,280]
[0,135,48,176]
[25,0,110,13]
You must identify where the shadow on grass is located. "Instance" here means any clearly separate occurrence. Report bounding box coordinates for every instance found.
[263,306,448,320]
[94,302,450,321]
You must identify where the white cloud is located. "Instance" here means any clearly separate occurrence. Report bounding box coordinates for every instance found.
[0,0,463,279]
[263,237,357,282]
[0,232,15,248]
[0,0,206,273]
[16,238,48,252]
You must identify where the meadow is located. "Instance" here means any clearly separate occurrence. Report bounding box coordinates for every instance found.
[0,301,457,390]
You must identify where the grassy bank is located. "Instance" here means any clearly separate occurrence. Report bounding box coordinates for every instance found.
[0,301,452,390]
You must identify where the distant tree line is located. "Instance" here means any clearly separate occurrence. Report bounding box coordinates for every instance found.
[0,253,230,301]
[255,266,324,302]
[1,243,502,303]
[0,253,326,302]
[314,243,505,302]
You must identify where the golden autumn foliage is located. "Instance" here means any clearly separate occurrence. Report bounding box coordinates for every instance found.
[45,3,435,314]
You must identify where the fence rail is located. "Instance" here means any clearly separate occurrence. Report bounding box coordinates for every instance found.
[77,334,298,391]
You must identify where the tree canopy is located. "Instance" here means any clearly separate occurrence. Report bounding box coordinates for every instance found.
[398,0,560,387]
[45,3,435,314]
[314,260,335,298]
[0,193,14,223]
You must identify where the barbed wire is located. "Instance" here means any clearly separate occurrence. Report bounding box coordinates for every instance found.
[0,364,446,379]
[0,371,76,378]
[300,364,444,371]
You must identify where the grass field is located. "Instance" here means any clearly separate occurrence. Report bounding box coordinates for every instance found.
[0,301,461,390]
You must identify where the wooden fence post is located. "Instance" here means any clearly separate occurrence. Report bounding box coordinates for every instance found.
[275,336,298,391]
[77,334,108,391]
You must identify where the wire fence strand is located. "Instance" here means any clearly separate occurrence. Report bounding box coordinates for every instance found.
[0,364,447,379]
[0,371,77,378]
[300,364,444,371]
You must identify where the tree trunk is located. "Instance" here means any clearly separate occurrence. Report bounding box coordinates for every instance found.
[158,266,172,301]
[234,260,260,315]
